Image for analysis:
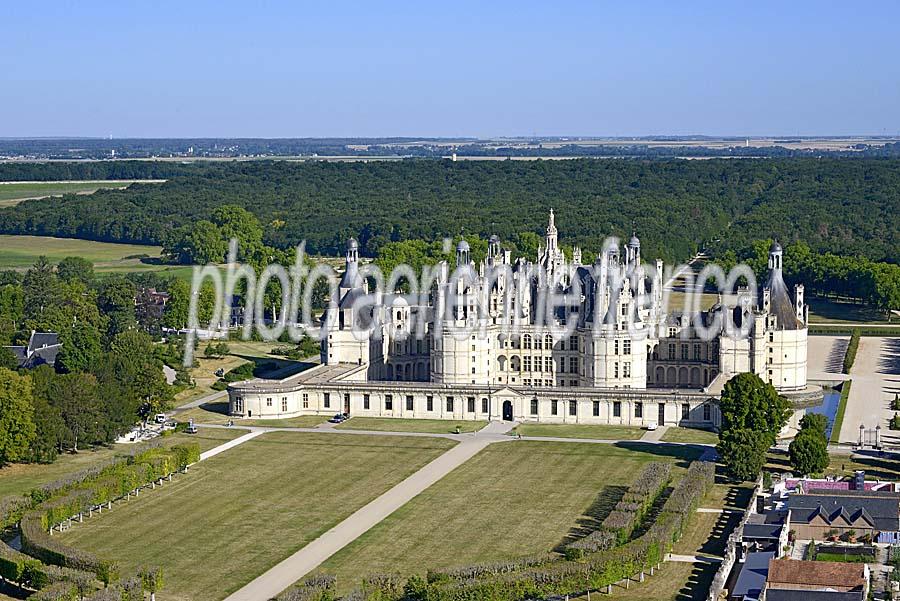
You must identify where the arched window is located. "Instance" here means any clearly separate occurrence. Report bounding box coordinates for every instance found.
[523,334,532,350]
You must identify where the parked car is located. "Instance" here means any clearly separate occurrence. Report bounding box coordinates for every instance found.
[154,413,167,424]
[328,413,347,423]
[645,422,658,431]
[186,424,199,434]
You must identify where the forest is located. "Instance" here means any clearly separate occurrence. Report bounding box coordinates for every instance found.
[0,158,897,266]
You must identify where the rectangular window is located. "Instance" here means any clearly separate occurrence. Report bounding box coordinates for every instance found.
[694,344,701,361]
[235,397,243,412]
[558,358,566,374]
[569,357,578,373]
[623,362,631,378]
[524,356,531,372]
[668,344,675,360]
[467,397,475,413]
[592,401,600,417]
[426,395,433,411]
[363,394,370,410]
[266,397,272,407]
[682,403,690,420]
[681,345,689,360]
[614,362,619,378]
[570,379,578,387]
[481,398,488,413]
[551,400,558,415]
[569,400,577,416]
[703,404,711,421]
[323,393,330,408]
[635,402,643,418]
[406,395,414,411]
[385,394,393,411]
[614,339,619,355]
[446,396,454,412]
[302,393,309,409]
[545,356,553,372]
[569,336,578,351]
[530,398,538,415]
[613,401,621,417]
[623,340,631,354]
[281,398,288,412]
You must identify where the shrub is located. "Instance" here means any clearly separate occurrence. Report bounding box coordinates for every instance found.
[28,582,78,601]
[843,329,860,374]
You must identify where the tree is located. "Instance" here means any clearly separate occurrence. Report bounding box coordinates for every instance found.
[56,321,103,373]
[139,566,164,601]
[22,256,58,320]
[57,256,94,284]
[0,347,18,370]
[798,413,828,438]
[717,373,790,481]
[718,373,790,446]
[164,221,227,265]
[717,428,769,481]
[789,429,829,476]
[49,372,102,452]
[0,368,36,464]
[98,275,137,339]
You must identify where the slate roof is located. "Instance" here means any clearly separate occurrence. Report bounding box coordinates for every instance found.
[2,331,61,369]
[767,559,866,590]
[763,269,802,330]
[787,490,900,531]
[765,590,864,601]
[743,523,783,540]
[732,551,774,599]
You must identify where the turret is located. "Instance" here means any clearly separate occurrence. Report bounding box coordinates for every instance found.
[456,240,470,267]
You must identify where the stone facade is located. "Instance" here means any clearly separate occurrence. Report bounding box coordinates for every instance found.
[229,212,808,423]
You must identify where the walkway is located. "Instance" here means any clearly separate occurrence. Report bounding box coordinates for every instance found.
[666,553,722,564]
[198,430,266,461]
[224,426,512,601]
[640,425,668,442]
[838,337,900,444]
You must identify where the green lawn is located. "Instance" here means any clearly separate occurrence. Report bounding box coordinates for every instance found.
[314,440,701,594]
[335,417,487,434]
[807,297,892,324]
[0,180,161,206]
[512,423,645,440]
[59,432,456,601]
[661,427,719,445]
[0,429,241,498]
[0,234,202,282]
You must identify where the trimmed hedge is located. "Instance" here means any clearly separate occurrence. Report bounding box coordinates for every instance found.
[18,443,200,577]
[842,329,861,374]
[386,461,715,601]
[829,381,852,444]
[600,462,671,545]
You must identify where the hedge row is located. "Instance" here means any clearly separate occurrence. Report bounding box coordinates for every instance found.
[842,329,861,374]
[379,461,716,601]
[0,539,94,593]
[561,461,682,566]
[277,575,337,601]
[19,444,199,577]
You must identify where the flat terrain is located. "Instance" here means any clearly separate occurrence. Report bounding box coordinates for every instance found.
[806,297,893,325]
[0,429,241,497]
[0,234,197,280]
[513,423,645,440]
[661,427,719,444]
[0,180,162,207]
[838,337,900,444]
[59,432,456,601]
[314,440,701,593]
[335,417,487,434]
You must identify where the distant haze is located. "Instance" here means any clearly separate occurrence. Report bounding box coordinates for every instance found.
[1,1,898,138]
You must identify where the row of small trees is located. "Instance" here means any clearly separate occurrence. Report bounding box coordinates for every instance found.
[278,462,715,601]
[0,442,197,598]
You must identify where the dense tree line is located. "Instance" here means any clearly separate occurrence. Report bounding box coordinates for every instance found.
[2,158,898,266]
[0,259,173,465]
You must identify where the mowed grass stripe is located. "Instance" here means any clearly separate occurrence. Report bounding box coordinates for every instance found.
[316,441,701,593]
[59,432,456,601]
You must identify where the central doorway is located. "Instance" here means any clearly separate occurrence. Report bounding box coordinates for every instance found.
[502,400,513,421]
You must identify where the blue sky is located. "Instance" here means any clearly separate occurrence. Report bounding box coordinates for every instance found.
[1,1,898,137]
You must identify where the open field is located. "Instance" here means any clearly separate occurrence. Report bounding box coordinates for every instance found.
[0,234,201,281]
[314,440,701,593]
[0,429,241,498]
[336,417,487,434]
[662,427,719,445]
[59,432,456,601]
[807,297,893,325]
[512,423,645,440]
[767,449,900,481]
[0,180,163,207]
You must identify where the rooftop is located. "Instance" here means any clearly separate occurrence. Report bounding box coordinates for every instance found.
[767,558,866,590]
